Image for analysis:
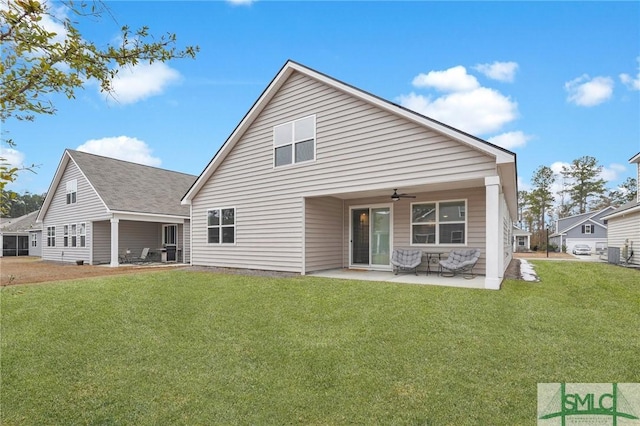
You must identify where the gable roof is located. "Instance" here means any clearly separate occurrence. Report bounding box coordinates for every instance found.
[38,150,197,222]
[0,210,41,233]
[551,206,616,236]
[182,60,518,213]
[602,199,640,221]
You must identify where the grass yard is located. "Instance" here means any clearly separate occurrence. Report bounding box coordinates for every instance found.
[1,261,639,425]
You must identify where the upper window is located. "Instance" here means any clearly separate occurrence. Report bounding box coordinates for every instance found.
[66,179,77,204]
[207,208,235,244]
[47,226,56,247]
[273,115,316,167]
[582,224,594,234]
[411,200,467,245]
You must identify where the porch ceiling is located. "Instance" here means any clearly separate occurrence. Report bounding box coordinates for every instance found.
[313,178,486,201]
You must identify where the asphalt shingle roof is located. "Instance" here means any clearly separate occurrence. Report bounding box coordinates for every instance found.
[67,150,196,217]
[0,210,41,232]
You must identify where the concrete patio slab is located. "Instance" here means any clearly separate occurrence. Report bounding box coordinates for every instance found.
[308,268,485,289]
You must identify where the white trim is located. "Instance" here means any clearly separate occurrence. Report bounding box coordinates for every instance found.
[602,203,640,221]
[485,176,501,290]
[182,60,517,204]
[162,224,178,246]
[409,199,468,246]
[348,203,393,271]
[110,211,187,223]
[37,150,110,223]
[206,207,237,245]
[301,197,306,275]
[110,218,119,267]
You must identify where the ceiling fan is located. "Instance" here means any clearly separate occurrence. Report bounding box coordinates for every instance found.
[391,189,416,201]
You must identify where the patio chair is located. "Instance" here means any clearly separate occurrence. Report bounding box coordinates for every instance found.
[439,248,481,279]
[391,248,423,275]
[133,247,150,263]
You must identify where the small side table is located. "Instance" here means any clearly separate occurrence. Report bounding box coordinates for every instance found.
[425,252,444,276]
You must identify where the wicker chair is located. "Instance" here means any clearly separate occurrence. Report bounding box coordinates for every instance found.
[390,248,423,275]
[439,249,481,279]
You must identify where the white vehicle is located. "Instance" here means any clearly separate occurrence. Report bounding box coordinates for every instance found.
[572,244,591,255]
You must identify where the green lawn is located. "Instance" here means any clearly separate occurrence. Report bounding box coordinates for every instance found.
[1,262,639,425]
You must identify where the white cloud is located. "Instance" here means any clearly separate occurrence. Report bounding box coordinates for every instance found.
[550,161,570,176]
[474,61,519,82]
[411,66,479,92]
[600,163,626,182]
[106,63,181,105]
[77,136,162,167]
[226,0,255,5]
[517,176,531,192]
[0,147,26,168]
[487,131,532,150]
[400,65,519,135]
[398,87,518,135]
[564,75,614,107]
[620,57,640,91]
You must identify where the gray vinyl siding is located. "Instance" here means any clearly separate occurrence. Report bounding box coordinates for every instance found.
[119,221,162,258]
[92,220,111,264]
[41,160,106,264]
[564,221,607,239]
[341,188,487,275]
[607,212,640,264]
[305,197,344,272]
[191,71,498,273]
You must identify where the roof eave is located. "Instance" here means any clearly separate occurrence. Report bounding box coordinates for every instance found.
[602,204,640,220]
[182,60,518,203]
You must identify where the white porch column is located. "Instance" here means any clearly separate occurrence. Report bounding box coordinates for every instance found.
[110,218,119,267]
[485,176,502,290]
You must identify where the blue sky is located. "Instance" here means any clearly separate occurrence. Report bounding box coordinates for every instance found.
[3,1,640,198]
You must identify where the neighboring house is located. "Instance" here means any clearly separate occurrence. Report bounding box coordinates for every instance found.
[549,206,616,254]
[37,150,197,266]
[0,210,42,257]
[602,152,640,265]
[512,225,531,252]
[182,61,518,290]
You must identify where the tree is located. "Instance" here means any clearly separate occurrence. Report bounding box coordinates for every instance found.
[517,189,528,227]
[560,156,607,214]
[527,166,556,248]
[594,177,638,209]
[0,0,198,212]
[2,189,45,217]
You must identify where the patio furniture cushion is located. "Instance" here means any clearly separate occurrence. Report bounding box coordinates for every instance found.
[391,248,423,275]
[439,249,481,279]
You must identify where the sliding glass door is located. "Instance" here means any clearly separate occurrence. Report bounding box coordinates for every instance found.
[350,205,392,269]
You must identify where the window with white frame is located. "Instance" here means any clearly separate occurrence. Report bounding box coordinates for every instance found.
[207,208,235,244]
[582,224,594,234]
[79,223,86,247]
[71,224,77,247]
[31,233,37,247]
[273,115,316,167]
[66,179,77,204]
[411,200,467,245]
[63,225,69,247]
[47,226,56,247]
[163,224,177,246]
